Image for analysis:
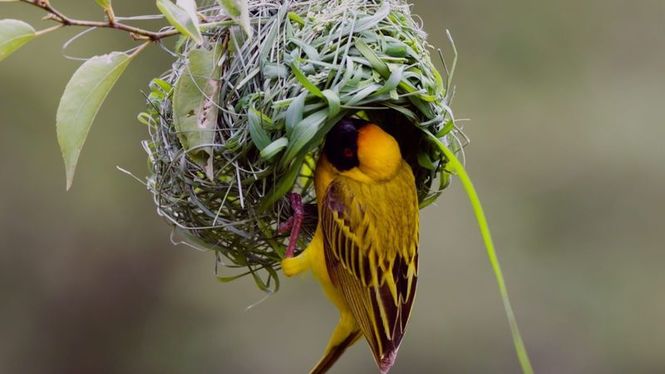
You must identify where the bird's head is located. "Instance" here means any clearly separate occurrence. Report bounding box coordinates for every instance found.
[323,117,402,182]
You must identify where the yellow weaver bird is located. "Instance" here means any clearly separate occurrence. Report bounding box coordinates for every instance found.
[282,117,419,373]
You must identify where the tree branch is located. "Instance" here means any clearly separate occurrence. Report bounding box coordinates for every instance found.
[21,0,180,41]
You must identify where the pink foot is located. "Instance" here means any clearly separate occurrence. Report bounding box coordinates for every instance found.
[279,193,303,258]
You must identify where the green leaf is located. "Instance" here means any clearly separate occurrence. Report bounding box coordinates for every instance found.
[355,39,389,77]
[287,11,305,26]
[344,83,382,106]
[384,41,408,58]
[289,38,320,62]
[290,62,323,99]
[260,155,305,211]
[260,137,288,160]
[416,151,436,170]
[156,0,203,44]
[149,78,173,94]
[374,65,404,97]
[284,92,306,136]
[322,89,340,117]
[282,109,327,162]
[172,46,222,160]
[218,0,252,39]
[0,19,36,62]
[248,107,271,150]
[57,51,137,190]
[95,0,112,10]
[176,0,199,23]
[436,118,455,137]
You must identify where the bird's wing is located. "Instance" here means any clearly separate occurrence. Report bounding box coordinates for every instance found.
[321,170,419,370]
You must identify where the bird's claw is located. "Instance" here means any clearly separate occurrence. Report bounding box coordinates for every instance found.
[277,216,295,234]
[281,192,304,258]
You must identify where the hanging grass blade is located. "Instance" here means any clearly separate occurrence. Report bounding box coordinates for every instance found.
[426,131,534,374]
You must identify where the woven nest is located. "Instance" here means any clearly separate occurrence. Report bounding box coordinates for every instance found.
[141,0,464,291]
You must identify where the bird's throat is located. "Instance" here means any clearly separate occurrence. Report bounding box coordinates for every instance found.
[355,124,402,182]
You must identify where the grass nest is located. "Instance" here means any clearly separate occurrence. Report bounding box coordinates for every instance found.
[141,0,464,291]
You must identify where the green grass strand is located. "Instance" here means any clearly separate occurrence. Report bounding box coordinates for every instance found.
[428,133,534,374]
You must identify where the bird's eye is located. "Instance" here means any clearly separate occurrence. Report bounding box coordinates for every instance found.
[342,148,354,158]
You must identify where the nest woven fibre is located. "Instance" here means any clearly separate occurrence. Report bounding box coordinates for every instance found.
[141,0,463,290]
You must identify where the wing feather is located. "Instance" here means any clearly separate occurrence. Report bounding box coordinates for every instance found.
[321,162,419,369]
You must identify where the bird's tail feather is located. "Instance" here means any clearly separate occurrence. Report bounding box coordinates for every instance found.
[309,330,362,374]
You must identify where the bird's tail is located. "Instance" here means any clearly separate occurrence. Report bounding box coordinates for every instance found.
[309,330,362,374]
[377,348,399,374]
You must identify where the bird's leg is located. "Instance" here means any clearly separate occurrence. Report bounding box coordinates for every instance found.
[279,192,304,258]
[310,313,362,374]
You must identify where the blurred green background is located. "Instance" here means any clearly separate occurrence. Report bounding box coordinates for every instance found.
[1,1,664,373]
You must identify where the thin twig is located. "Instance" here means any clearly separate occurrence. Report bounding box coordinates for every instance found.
[21,0,180,41]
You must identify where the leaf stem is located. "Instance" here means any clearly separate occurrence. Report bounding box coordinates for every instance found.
[130,41,152,57]
[427,132,535,374]
[34,23,63,36]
